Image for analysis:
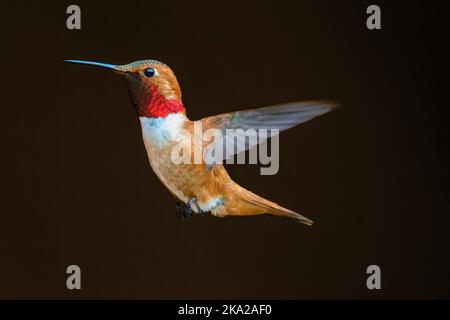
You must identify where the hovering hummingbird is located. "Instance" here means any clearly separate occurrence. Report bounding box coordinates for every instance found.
[65,59,337,225]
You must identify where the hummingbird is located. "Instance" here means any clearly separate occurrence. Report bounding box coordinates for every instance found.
[65,59,337,225]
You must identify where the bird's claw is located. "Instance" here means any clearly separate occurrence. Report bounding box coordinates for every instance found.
[176,202,192,222]
[187,197,203,215]
[175,197,203,222]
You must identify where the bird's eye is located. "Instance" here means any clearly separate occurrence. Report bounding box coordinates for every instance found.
[143,67,155,78]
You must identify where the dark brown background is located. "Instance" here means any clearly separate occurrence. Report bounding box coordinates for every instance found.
[1,0,449,299]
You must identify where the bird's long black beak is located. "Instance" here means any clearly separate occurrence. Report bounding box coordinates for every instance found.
[64,59,119,71]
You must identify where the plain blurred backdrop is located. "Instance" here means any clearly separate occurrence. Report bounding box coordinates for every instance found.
[0,0,449,298]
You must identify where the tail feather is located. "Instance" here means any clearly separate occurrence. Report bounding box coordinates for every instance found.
[226,186,313,226]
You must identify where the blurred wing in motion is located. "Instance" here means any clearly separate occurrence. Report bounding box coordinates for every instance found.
[199,101,339,166]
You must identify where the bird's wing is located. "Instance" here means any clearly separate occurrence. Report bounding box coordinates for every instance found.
[199,101,338,166]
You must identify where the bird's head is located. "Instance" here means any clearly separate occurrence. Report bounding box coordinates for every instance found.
[65,59,185,118]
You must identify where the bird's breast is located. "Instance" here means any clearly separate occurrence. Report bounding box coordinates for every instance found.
[139,113,193,202]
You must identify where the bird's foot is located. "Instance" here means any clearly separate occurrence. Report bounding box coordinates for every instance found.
[187,197,203,215]
[175,197,203,222]
[175,202,192,222]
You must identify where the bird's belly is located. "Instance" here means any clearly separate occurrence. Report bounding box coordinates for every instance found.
[139,114,230,212]
[145,143,190,202]
[144,141,230,213]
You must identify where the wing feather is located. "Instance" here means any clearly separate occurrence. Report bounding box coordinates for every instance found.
[200,101,339,166]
